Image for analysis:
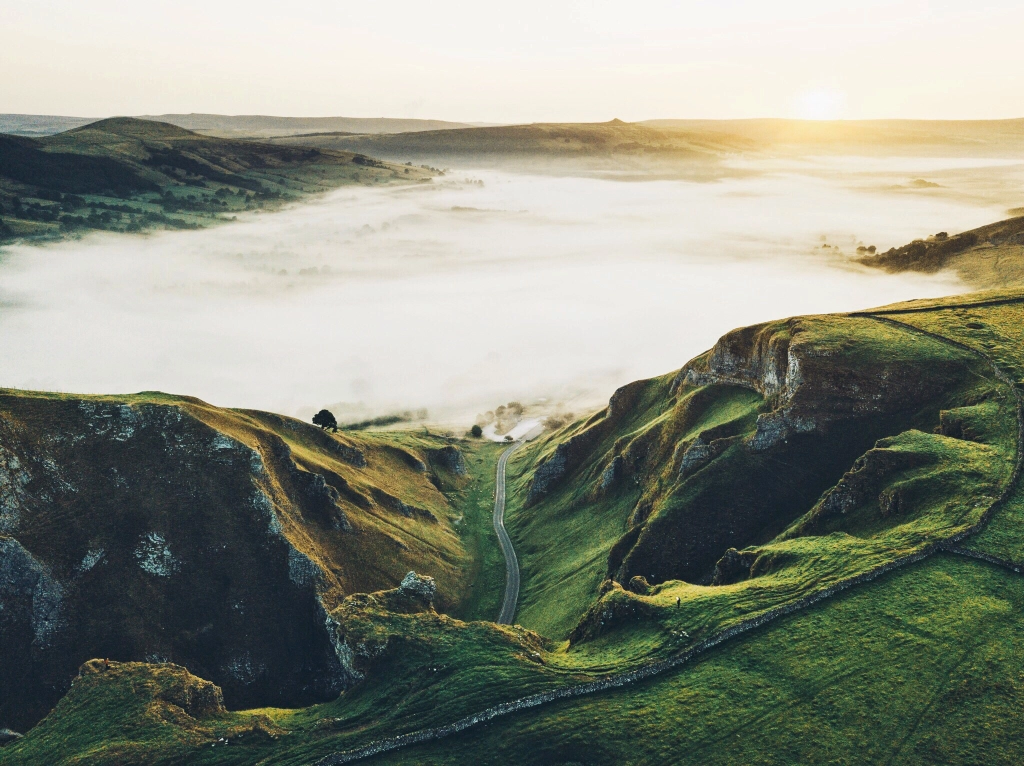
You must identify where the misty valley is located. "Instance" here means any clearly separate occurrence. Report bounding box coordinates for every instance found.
[3,7,1024,761]
[0,158,1011,424]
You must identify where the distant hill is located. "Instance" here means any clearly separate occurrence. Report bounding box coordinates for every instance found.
[642,117,1024,156]
[859,214,1024,286]
[269,117,1024,169]
[0,117,431,244]
[141,113,478,138]
[269,119,755,169]
[0,114,97,137]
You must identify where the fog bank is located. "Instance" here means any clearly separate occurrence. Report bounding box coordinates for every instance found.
[0,160,1009,424]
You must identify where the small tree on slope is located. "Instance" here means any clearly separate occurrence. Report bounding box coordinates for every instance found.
[313,409,338,432]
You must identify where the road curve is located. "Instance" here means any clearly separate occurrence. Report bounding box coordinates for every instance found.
[494,440,526,624]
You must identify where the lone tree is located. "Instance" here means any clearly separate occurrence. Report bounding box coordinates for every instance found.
[470,424,483,438]
[313,409,338,432]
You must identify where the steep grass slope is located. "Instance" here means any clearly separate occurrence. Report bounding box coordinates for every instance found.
[0,390,480,731]
[506,309,1013,639]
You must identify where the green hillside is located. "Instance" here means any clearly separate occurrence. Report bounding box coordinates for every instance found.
[5,288,1024,764]
[0,118,431,245]
[270,117,1024,170]
[0,389,501,732]
[268,119,753,170]
[139,114,477,139]
[859,215,1024,288]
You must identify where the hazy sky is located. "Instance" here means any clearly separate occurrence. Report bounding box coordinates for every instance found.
[2,1,1022,122]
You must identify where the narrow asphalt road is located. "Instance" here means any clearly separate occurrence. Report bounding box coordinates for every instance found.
[494,440,526,624]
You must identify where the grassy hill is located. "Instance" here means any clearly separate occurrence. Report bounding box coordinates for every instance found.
[139,114,478,139]
[0,389,503,732]
[269,117,1024,171]
[6,287,1024,764]
[0,117,432,245]
[859,215,1024,288]
[268,119,754,171]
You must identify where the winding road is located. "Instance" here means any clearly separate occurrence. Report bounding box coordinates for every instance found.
[494,440,526,624]
[312,300,1024,766]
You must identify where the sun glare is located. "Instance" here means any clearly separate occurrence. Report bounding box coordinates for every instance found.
[794,88,847,120]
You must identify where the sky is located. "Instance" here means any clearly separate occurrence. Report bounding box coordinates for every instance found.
[2,0,1022,122]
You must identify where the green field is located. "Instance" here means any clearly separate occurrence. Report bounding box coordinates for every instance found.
[376,554,1024,765]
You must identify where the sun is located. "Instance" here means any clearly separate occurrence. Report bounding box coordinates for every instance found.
[794,88,847,120]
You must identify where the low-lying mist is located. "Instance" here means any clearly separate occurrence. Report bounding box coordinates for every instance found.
[0,159,1013,424]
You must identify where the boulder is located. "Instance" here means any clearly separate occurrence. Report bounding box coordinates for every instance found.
[398,572,437,604]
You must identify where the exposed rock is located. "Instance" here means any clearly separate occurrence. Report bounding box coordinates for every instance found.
[555,315,993,588]
[569,583,653,645]
[268,435,353,532]
[134,532,179,577]
[678,322,800,403]
[747,409,816,451]
[398,571,437,605]
[0,537,64,647]
[370,488,437,522]
[711,548,759,585]
[0,439,31,534]
[599,455,624,492]
[878,487,906,517]
[429,445,468,476]
[527,443,569,504]
[936,408,981,442]
[294,469,351,530]
[77,548,105,574]
[0,728,22,746]
[810,442,933,525]
[527,379,648,505]
[287,547,321,588]
[627,500,653,528]
[160,670,225,717]
[331,442,367,468]
[80,659,225,717]
[677,435,741,478]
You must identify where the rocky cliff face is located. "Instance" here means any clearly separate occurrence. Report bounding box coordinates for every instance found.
[522,316,995,595]
[0,391,469,731]
[526,380,649,505]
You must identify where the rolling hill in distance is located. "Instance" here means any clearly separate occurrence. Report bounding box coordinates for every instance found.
[269,117,1024,169]
[138,114,483,139]
[0,117,433,244]
[642,117,1024,156]
[0,114,481,139]
[268,119,756,171]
